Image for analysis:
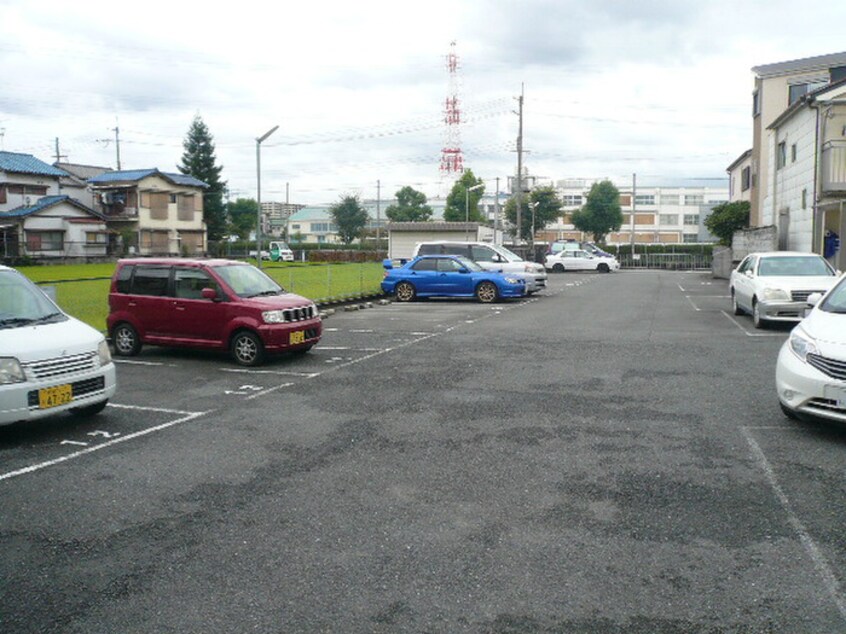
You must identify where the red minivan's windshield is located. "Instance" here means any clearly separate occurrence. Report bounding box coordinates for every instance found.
[213,264,288,298]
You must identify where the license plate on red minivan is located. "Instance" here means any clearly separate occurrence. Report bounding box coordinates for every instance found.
[289,330,305,345]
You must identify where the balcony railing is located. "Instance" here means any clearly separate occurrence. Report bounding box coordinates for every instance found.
[821,141,846,194]
[97,206,139,219]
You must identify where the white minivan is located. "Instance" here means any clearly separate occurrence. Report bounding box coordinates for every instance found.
[0,265,116,426]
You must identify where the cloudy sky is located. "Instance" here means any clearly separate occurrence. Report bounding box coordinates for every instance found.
[2,0,845,205]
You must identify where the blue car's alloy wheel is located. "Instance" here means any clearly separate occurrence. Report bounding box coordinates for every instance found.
[396,282,416,302]
[476,281,498,303]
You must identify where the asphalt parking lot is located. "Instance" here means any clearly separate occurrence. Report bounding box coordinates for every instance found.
[2,269,846,633]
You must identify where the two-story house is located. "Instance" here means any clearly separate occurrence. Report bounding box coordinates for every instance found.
[1,151,108,260]
[762,79,846,270]
[0,150,67,212]
[749,51,846,227]
[88,169,208,256]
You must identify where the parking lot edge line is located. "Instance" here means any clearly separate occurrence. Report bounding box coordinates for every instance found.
[742,427,846,623]
[719,310,783,337]
[0,411,210,483]
[245,382,294,400]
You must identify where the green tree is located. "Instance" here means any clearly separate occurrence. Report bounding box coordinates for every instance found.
[329,195,369,244]
[443,170,485,222]
[385,186,433,222]
[704,200,750,246]
[504,186,563,242]
[228,197,258,241]
[178,114,227,241]
[571,180,623,243]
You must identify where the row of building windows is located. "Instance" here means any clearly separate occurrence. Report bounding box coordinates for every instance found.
[562,193,709,207]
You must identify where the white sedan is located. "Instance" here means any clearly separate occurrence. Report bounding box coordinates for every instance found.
[729,251,840,328]
[544,249,620,273]
[776,273,846,424]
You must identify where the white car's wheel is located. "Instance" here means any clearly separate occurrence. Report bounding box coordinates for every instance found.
[731,290,743,315]
[752,299,766,329]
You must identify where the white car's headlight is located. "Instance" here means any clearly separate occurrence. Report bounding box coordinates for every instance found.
[0,357,25,384]
[761,287,791,301]
[504,277,522,285]
[262,310,286,324]
[789,327,819,362]
[97,339,112,366]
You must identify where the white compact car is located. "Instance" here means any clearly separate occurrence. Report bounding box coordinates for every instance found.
[730,251,839,328]
[776,273,846,424]
[544,249,620,273]
[0,265,116,426]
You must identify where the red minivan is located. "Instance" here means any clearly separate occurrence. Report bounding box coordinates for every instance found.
[107,258,322,366]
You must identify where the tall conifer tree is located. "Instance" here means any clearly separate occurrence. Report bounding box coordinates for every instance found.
[178,115,227,241]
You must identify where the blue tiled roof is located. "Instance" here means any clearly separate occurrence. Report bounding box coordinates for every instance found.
[88,168,208,188]
[1,195,104,219]
[0,151,69,177]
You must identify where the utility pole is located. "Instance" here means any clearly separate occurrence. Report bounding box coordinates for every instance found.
[54,138,68,193]
[631,173,637,257]
[376,179,381,250]
[113,125,121,170]
[514,84,524,245]
[495,176,500,245]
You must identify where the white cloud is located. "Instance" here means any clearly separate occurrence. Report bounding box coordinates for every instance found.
[1,0,845,203]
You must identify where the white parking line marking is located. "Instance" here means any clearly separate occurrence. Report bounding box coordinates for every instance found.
[719,311,784,336]
[246,382,294,400]
[220,368,319,378]
[678,284,686,292]
[0,407,209,483]
[114,359,178,367]
[743,427,846,623]
[317,346,382,351]
[685,296,701,312]
[349,329,375,333]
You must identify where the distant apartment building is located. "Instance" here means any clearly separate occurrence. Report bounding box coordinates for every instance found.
[261,201,304,237]
[540,180,727,246]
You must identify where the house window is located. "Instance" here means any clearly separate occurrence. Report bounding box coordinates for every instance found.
[660,194,679,205]
[150,193,169,220]
[683,233,699,243]
[177,195,194,221]
[741,166,751,191]
[562,194,582,206]
[683,214,699,226]
[777,142,787,169]
[634,194,655,206]
[788,80,827,105]
[791,144,797,163]
[683,194,703,206]
[26,231,64,251]
[169,194,177,204]
[752,91,760,117]
[291,224,300,230]
[85,232,106,244]
[659,214,679,226]
[802,189,807,210]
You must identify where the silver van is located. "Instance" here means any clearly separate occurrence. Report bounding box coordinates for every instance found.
[413,241,547,293]
[0,265,116,425]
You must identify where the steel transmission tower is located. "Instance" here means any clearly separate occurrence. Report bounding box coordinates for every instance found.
[439,41,464,175]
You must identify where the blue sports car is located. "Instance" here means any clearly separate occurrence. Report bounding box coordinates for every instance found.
[381,254,527,303]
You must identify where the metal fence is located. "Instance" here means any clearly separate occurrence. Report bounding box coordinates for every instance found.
[615,252,712,270]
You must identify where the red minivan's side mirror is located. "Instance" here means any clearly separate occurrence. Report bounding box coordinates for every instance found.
[201,287,218,300]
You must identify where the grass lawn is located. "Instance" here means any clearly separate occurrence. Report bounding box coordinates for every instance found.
[15,261,385,332]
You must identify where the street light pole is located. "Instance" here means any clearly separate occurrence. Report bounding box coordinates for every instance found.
[465,182,485,241]
[255,125,279,269]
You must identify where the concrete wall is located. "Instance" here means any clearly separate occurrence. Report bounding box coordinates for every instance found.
[732,225,778,262]
[711,246,734,279]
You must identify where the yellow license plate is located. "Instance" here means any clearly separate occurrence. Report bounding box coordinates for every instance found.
[289,330,306,345]
[39,384,73,409]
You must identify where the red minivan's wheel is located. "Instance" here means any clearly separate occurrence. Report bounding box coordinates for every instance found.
[231,331,264,366]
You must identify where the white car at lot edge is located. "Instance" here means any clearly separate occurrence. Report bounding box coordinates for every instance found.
[776,272,846,424]
[544,249,620,273]
[730,251,840,328]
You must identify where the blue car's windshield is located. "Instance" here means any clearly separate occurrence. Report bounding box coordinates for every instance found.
[454,256,484,272]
